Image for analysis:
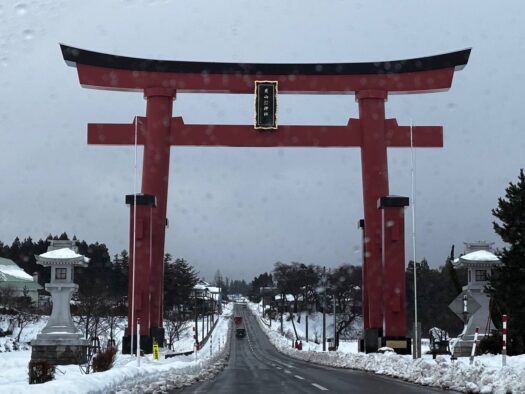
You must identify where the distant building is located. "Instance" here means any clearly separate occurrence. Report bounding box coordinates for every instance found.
[0,257,42,304]
[192,280,222,312]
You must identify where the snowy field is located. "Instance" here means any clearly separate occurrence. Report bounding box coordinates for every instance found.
[0,303,232,393]
[249,302,525,394]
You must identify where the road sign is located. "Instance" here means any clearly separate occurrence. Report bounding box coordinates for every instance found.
[448,290,481,321]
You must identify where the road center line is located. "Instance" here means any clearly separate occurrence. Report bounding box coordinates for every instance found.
[294,375,304,380]
[312,383,329,391]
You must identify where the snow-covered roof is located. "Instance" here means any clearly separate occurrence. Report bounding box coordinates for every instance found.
[0,257,34,282]
[454,250,500,265]
[37,248,89,265]
[461,250,499,261]
[40,248,83,260]
[275,294,294,302]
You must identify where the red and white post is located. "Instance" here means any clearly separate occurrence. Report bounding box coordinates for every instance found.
[502,314,508,367]
[470,327,479,365]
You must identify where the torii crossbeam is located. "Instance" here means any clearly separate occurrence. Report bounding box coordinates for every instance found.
[61,44,470,354]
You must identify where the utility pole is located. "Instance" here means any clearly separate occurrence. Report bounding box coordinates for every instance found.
[269,301,272,328]
[322,266,326,352]
[333,295,337,349]
[280,297,284,335]
[202,312,205,340]
[306,315,308,343]
[410,123,420,360]
[194,290,199,349]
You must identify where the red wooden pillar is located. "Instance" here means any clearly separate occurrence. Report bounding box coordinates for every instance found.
[379,196,408,340]
[357,90,388,332]
[142,88,175,340]
[125,193,155,353]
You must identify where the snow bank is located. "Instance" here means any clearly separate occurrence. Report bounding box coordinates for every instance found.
[0,303,233,393]
[249,302,525,394]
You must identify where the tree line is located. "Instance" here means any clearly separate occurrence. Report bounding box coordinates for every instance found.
[247,259,467,340]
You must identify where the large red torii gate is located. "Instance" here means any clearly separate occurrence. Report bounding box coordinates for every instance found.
[61,44,470,353]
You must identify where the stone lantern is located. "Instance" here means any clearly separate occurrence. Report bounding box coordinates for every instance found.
[31,240,89,365]
[449,241,501,357]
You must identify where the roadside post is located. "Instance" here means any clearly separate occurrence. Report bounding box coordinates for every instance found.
[210,334,213,357]
[469,327,479,365]
[137,319,141,367]
[502,315,508,367]
[153,340,160,361]
[321,266,327,351]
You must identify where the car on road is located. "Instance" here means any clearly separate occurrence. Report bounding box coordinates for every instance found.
[235,328,246,338]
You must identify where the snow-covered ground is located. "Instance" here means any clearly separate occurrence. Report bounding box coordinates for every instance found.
[0,303,232,393]
[249,302,525,394]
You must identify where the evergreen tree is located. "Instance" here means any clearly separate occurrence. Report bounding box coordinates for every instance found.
[488,169,525,354]
[406,259,463,336]
[110,250,129,299]
[58,232,69,240]
[249,272,273,301]
[164,258,198,315]
[75,241,113,298]
[444,245,463,295]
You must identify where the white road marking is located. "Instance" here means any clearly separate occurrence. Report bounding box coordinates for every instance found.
[284,369,291,374]
[294,375,304,380]
[312,383,329,391]
[275,366,282,370]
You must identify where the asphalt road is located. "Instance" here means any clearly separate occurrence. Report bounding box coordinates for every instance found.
[178,305,445,394]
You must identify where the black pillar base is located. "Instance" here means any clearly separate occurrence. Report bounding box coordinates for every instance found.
[150,326,165,347]
[381,336,412,355]
[122,334,154,355]
[360,328,383,353]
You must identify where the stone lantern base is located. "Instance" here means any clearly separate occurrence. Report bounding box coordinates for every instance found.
[31,334,89,365]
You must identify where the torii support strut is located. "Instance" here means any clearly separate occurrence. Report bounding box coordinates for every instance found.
[61,44,470,354]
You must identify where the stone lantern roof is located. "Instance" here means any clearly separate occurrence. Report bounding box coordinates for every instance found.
[454,250,501,269]
[36,247,89,267]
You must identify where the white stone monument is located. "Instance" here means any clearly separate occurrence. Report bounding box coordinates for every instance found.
[31,240,90,364]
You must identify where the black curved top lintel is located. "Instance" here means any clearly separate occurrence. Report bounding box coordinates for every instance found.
[60,44,470,76]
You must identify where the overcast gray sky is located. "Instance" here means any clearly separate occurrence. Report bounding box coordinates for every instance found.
[1,0,523,281]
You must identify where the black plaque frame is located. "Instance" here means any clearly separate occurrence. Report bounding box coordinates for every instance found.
[254,81,278,129]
